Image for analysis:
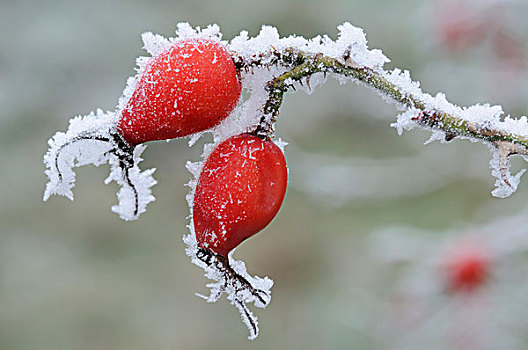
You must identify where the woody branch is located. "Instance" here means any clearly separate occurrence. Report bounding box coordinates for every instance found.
[233,48,528,189]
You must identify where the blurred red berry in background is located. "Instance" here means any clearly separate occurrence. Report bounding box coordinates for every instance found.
[442,241,491,293]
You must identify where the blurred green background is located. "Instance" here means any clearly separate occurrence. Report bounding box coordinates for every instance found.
[2,0,528,349]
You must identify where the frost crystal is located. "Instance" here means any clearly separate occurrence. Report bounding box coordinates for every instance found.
[388,73,528,199]
[489,144,526,198]
[43,110,115,201]
[43,109,156,221]
[106,145,157,220]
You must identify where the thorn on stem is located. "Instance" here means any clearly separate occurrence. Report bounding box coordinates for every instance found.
[306,76,311,91]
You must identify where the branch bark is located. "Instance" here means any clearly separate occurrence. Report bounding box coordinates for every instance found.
[233,49,528,156]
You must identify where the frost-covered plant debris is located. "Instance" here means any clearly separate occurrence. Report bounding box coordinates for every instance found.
[43,21,528,340]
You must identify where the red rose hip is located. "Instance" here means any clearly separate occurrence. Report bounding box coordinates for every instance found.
[118,38,241,146]
[443,243,491,293]
[193,134,288,257]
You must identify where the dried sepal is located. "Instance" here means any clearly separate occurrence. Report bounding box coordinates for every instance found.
[43,110,156,221]
[183,234,272,340]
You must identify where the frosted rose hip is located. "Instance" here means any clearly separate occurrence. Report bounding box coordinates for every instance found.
[193,134,288,257]
[118,38,241,146]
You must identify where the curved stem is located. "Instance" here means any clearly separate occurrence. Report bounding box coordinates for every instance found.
[237,49,528,156]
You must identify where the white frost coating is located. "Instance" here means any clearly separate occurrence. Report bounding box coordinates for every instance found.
[388,74,528,198]
[175,23,223,42]
[141,32,172,57]
[424,130,448,145]
[384,68,528,138]
[489,145,525,198]
[229,22,389,70]
[43,109,156,221]
[212,66,287,144]
[274,138,289,153]
[43,109,116,200]
[391,109,421,136]
[106,145,157,221]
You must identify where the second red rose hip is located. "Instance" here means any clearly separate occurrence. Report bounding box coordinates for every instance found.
[193,134,288,257]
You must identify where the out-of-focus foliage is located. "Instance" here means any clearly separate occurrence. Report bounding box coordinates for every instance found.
[2,0,528,349]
